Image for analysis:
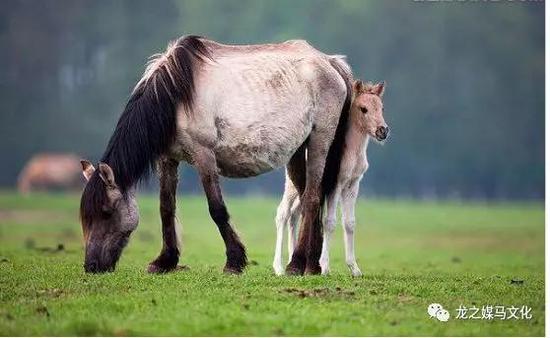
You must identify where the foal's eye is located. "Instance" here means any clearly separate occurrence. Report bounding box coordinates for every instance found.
[360,107,368,114]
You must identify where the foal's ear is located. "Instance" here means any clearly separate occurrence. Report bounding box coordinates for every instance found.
[98,162,117,188]
[80,160,95,181]
[373,81,386,97]
[353,80,364,93]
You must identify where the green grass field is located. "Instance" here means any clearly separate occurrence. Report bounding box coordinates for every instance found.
[0,191,544,336]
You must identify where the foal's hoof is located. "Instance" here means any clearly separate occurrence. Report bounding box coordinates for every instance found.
[350,268,363,278]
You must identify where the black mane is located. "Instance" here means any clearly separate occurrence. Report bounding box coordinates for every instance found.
[80,35,211,225]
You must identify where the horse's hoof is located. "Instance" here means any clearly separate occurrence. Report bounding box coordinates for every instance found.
[285,265,304,276]
[147,249,179,274]
[223,265,243,275]
[273,267,284,276]
[285,259,305,276]
[147,263,174,274]
[305,265,322,275]
[146,260,178,274]
[147,263,167,274]
[351,269,363,278]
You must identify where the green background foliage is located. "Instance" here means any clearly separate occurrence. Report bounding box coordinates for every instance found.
[0,0,544,199]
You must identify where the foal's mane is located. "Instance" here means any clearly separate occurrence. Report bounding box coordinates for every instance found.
[80,36,211,225]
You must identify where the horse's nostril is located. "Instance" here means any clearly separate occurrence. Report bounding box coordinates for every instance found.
[376,126,388,139]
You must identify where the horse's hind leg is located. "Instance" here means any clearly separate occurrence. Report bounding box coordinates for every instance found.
[195,149,247,274]
[148,158,180,273]
[286,133,334,275]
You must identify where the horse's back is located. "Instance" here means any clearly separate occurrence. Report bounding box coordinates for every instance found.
[201,38,319,56]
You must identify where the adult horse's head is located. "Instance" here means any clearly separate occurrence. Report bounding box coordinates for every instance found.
[79,160,139,273]
[352,80,389,142]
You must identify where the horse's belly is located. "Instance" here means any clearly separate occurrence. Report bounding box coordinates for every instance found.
[214,122,311,178]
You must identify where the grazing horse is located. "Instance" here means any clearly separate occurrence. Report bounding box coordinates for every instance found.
[273,80,388,276]
[79,36,352,275]
[18,153,83,194]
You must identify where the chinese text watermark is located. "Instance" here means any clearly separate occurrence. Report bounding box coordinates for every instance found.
[428,304,533,322]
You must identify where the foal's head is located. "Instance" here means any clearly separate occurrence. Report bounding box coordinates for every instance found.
[351,80,389,141]
[80,160,139,273]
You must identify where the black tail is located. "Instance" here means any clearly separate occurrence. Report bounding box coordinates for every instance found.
[81,35,210,225]
[322,58,352,201]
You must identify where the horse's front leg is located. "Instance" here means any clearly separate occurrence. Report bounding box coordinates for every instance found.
[147,158,180,273]
[340,179,362,277]
[195,149,247,274]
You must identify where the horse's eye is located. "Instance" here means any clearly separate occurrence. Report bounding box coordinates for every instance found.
[360,107,368,114]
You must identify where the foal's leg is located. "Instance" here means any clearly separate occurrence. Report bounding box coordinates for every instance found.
[273,176,299,275]
[287,197,301,262]
[148,158,180,273]
[195,150,247,274]
[319,189,340,275]
[340,180,362,277]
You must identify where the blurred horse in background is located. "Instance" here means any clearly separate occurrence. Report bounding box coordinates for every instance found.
[18,153,83,194]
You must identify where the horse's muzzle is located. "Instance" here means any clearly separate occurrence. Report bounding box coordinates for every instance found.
[376,126,389,141]
[83,240,124,273]
[84,258,115,273]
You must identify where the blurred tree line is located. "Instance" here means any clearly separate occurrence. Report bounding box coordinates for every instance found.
[0,0,544,199]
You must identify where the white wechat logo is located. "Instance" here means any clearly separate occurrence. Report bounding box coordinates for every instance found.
[428,303,450,322]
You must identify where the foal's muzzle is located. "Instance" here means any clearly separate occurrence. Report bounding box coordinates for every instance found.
[375,126,389,141]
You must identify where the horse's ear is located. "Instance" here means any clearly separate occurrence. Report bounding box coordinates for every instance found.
[373,81,386,97]
[98,162,117,188]
[80,160,95,181]
[353,80,363,93]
